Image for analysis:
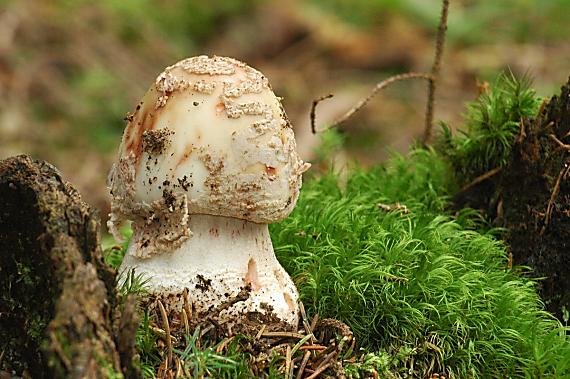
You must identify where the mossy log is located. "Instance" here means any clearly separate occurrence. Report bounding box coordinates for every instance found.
[0,155,136,378]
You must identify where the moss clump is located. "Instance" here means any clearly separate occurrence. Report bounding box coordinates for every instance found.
[437,71,542,182]
[271,146,570,378]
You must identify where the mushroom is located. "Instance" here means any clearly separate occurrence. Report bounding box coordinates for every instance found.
[107,56,310,327]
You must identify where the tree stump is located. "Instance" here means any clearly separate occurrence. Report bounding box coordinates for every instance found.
[454,78,570,320]
[0,155,128,378]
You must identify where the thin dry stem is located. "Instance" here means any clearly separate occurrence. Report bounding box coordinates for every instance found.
[549,134,570,151]
[305,362,332,379]
[158,300,173,366]
[310,314,319,333]
[316,349,338,368]
[311,94,333,134]
[150,326,178,345]
[261,331,306,339]
[422,0,450,147]
[285,345,292,379]
[459,166,503,193]
[200,324,215,338]
[181,308,189,337]
[541,161,570,235]
[311,73,432,134]
[175,356,183,378]
[296,351,312,379]
[377,202,411,214]
[182,288,192,323]
[299,302,316,343]
[299,344,327,351]
[309,0,449,139]
[215,337,234,353]
[255,325,267,340]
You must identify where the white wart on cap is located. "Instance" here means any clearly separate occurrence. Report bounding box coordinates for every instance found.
[108,55,310,327]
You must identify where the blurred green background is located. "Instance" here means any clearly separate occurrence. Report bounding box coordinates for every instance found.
[1,0,569,220]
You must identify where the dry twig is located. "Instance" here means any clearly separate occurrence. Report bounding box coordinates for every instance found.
[541,161,570,235]
[285,345,292,379]
[296,351,312,379]
[299,345,327,351]
[305,362,332,379]
[377,202,411,214]
[299,302,316,343]
[175,356,183,378]
[311,73,432,134]
[182,288,192,321]
[261,331,306,339]
[150,326,178,345]
[310,314,319,332]
[158,300,173,366]
[215,337,234,354]
[309,0,450,143]
[255,324,267,340]
[549,134,570,151]
[458,166,503,193]
[181,308,189,337]
[310,94,333,134]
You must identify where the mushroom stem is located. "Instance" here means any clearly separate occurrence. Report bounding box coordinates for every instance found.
[120,214,299,326]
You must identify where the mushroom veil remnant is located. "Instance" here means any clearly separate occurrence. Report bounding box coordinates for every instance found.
[108,55,310,327]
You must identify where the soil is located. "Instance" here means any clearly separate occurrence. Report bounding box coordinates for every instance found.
[142,128,174,156]
[454,78,570,320]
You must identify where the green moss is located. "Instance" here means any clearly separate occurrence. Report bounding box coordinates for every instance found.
[94,353,124,379]
[103,225,131,270]
[437,71,542,183]
[136,311,162,378]
[173,329,255,378]
[27,314,48,342]
[15,261,36,286]
[271,147,570,378]
[51,330,73,366]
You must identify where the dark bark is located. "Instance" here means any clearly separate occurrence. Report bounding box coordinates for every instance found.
[454,78,570,320]
[0,155,137,378]
[116,294,140,379]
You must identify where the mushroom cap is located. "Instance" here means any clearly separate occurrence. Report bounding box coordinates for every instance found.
[108,56,309,246]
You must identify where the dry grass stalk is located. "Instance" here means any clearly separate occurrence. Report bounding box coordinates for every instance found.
[157,300,173,365]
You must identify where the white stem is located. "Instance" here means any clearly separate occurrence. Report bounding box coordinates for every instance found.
[120,214,299,326]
